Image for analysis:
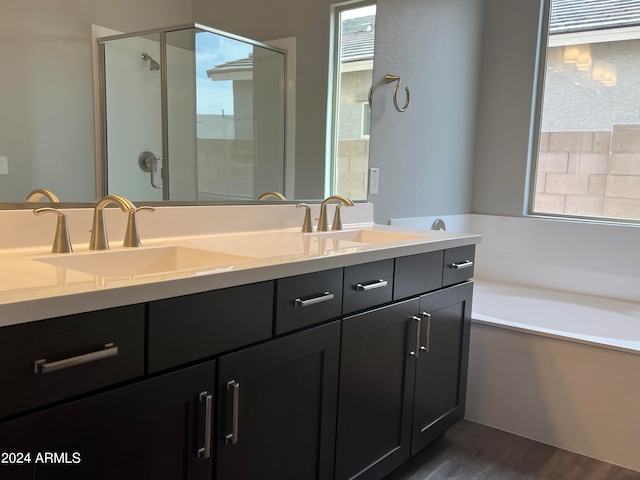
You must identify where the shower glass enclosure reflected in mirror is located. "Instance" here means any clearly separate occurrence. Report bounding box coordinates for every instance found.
[98,24,286,202]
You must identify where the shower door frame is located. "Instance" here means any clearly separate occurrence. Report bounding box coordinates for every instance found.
[95,23,289,202]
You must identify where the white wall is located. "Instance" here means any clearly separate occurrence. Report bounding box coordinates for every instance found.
[471,214,640,302]
[369,0,485,224]
[105,37,164,201]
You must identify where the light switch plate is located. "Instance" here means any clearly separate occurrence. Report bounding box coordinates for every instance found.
[368,167,379,195]
[0,156,8,175]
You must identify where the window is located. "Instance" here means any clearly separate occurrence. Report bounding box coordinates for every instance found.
[531,0,640,222]
[362,102,371,137]
[329,2,376,200]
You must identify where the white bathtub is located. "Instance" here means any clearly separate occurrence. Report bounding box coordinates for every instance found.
[466,281,640,472]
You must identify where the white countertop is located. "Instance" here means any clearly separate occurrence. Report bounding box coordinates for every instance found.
[0,224,479,327]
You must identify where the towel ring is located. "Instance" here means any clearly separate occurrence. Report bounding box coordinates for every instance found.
[385,74,410,113]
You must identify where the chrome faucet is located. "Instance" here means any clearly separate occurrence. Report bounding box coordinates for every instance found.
[317,195,354,232]
[26,188,59,203]
[89,194,136,250]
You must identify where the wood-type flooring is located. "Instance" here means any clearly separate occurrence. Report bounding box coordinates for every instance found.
[383,420,640,480]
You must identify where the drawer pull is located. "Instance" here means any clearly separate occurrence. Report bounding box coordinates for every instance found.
[34,343,118,374]
[421,312,432,353]
[197,391,213,459]
[225,380,240,445]
[451,260,473,270]
[408,316,422,358]
[295,292,334,308]
[356,279,388,292]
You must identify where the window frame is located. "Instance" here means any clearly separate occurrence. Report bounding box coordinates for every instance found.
[528,0,640,226]
[326,0,376,198]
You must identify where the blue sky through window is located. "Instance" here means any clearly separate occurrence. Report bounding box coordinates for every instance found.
[195,32,253,115]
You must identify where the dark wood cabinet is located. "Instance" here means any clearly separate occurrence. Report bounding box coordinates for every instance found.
[0,304,145,419]
[342,259,394,314]
[148,282,273,373]
[216,321,341,480]
[0,361,215,480]
[335,282,473,480]
[1,244,476,480]
[393,251,443,300]
[275,269,343,334]
[412,281,473,454]
[335,299,419,480]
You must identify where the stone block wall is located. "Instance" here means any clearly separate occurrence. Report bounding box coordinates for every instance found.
[197,139,255,200]
[336,139,370,200]
[536,125,640,219]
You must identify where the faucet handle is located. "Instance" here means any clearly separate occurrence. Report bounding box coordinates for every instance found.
[331,202,345,231]
[124,206,155,248]
[296,203,313,233]
[33,207,73,253]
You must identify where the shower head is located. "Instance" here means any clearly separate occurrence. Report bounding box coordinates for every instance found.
[141,53,160,71]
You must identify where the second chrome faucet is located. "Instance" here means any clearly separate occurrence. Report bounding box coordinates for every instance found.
[89,194,154,250]
[317,195,354,232]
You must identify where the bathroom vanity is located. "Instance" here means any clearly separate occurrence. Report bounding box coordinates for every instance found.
[0,205,478,480]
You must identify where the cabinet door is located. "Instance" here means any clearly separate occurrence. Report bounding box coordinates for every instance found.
[18,361,215,480]
[335,298,419,480]
[217,321,340,480]
[412,281,472,455]
[0,414,36,479]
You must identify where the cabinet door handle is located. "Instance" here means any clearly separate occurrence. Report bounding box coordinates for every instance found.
[294,291,334,308]
[225,380,240,445]
[451,260,474,270]
[356,279,388,291]
[421,312,432,353]
[408,316,422,358]
[197,391,213,459]
[34,343,118,374]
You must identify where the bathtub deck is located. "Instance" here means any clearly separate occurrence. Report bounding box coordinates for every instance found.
[384,420,640,480]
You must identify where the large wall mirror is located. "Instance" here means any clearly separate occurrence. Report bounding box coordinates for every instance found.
[99,24,286,202]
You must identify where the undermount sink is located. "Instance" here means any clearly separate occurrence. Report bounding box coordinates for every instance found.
[309,229,428,244]
[36,246,257,278]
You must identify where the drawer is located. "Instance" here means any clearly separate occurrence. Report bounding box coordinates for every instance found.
[276,268,343,335]
[343,259,394,315]
[0,304,145,419]
[148,281,274,373]
[442,245,476,286]
[393,250,444,300]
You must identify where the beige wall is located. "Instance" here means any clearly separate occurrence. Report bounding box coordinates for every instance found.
[336,139,369,200]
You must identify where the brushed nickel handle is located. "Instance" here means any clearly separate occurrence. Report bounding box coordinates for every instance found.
[197,391,213,459]
[225,380,240,445]
[295,292,334,308]
[33,207,73,253]
[356,279,388,291]
[34,343,118,374]
[421,312,432,353]
[451,260,474,270]
[408,316,421,358]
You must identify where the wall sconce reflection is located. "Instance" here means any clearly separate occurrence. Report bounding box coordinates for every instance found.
[593,60,617,87]
[563,44,592,70]
[563,44,616,87]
